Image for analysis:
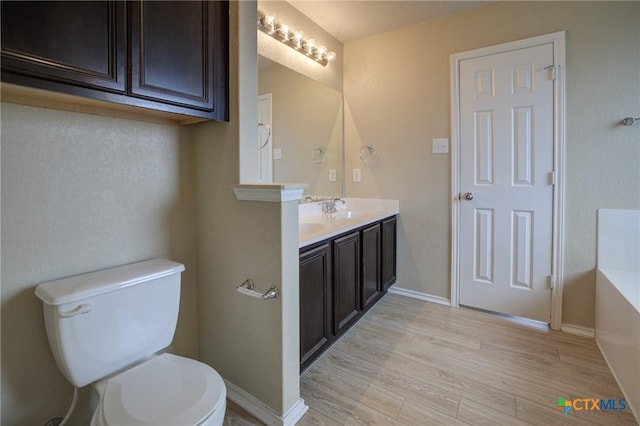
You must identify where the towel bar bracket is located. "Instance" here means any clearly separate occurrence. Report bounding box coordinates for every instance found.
[236,279,280,300]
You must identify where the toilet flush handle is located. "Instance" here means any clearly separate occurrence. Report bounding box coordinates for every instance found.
[59,303,92,318]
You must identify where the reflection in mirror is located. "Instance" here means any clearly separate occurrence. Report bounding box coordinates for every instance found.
[258,55,343,198]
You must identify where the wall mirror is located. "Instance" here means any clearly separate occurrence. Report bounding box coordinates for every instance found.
[258,55,344,198]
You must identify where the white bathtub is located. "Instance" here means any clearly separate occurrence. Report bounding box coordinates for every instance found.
[596,209,640,422]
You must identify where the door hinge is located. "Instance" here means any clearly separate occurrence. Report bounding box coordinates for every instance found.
[544,64,558,81]
[549,171,556,186]
[548,275,556,290]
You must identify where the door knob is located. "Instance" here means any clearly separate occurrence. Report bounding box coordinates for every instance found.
[463,192,474,200]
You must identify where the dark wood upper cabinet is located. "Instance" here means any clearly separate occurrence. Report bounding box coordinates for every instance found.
[129,0,226,117]
[1,1,126,92]
[1,0,229,122]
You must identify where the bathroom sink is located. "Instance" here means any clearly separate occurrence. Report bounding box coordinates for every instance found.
[299,198,399,248]
[298,211,385,235]
[299,222,325,234]
[329,211,372,220]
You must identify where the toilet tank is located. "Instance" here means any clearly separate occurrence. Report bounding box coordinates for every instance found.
[35,259,185,387]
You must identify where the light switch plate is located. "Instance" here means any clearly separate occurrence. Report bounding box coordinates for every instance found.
[353,168,361,182]
[273,148,282,160]
[432,138,449,154]
[329,169,337,182]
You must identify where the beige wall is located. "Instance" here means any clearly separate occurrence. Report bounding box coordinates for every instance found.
[2,2,301,423]
[3,2,637,424]
[195,0,300,418]
[0,103,197,425]
[259,62,343,197]
[344,1,640,328]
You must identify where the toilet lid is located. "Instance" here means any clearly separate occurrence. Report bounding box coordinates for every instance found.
[99,353,226,426]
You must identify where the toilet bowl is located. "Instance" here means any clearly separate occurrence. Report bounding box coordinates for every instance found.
[34,259,227,426]
[90,354,226,426]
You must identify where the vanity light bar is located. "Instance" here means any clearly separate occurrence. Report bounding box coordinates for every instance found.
[257,10,337,67]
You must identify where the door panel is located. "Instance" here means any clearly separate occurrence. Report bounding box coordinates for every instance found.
[362,224,381,310]
[459,43,554,323]
[333,232,361,335]
[474,110,494,185]
[129,0,214,110]
[1,1,125,92]
[474,208,494,283]
[299,243,332,370]
[381,216,397,291]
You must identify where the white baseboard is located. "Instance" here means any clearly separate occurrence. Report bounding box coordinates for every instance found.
[224,379,308,426]
[560,323,595,338]
[388,286,451,306]
[282,399,309,426]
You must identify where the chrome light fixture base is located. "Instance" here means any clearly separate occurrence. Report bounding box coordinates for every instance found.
[257,10,336,67]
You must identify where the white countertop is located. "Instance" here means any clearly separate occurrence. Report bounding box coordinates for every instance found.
[299,198,399,248]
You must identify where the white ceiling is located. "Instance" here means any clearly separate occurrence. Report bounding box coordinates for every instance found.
[288,1,490,43]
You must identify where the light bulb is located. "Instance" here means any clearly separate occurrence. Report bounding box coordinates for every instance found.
[315,45,327,60]
[286,27,296,43]
[326,51,337,62]
[305,39,316,54]
[292,31,304,48]
[277,24,289,40]
[264,13,276,32]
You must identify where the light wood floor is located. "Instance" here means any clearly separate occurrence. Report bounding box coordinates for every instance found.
[225,293,638,425]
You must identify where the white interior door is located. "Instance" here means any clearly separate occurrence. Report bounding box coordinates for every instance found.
[258,94,273,183]
[458,43,555,323]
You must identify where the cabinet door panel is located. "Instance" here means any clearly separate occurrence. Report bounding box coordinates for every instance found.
[381,216,397,291]
[1,1,125,92]
[333,232,361,335]
[362,224,382,310]
[299,243,332,371]
[129,0,214,110]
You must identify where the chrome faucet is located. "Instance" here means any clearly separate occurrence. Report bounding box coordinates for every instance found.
[332,198,345,209]
[303,196,325,203]
[322,198,345,214]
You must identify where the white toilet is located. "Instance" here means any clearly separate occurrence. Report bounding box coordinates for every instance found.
[35,258,226,425]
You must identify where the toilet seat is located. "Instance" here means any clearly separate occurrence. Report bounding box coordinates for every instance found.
[92,353,226,426]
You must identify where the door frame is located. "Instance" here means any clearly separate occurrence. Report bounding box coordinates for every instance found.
[450,31,566,329]
[257,93,273,183]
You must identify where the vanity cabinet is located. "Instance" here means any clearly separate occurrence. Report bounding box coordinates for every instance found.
[1,0,229,122]
[299,243,332,368]
[333,231,361,335]
[381,216,398,291]
[299,215,397,372]
[362,224,382,311]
